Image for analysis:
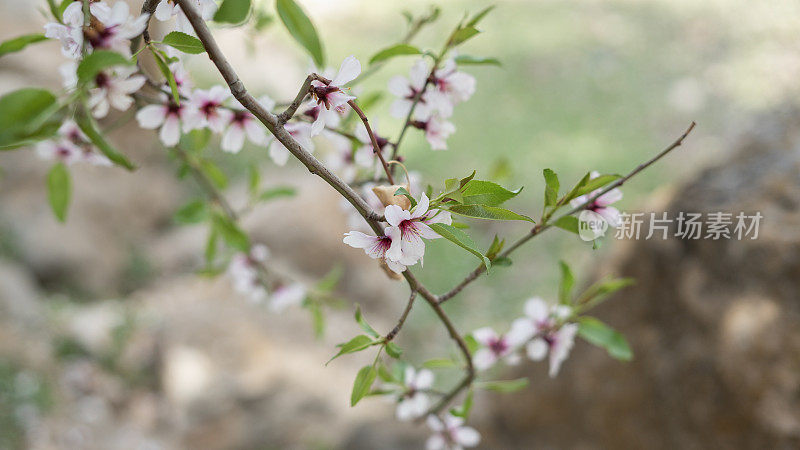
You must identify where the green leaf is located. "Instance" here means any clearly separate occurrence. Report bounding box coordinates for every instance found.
[276,0,325,67]
[75,116,136,170]
[476,378,529,393]
[453,54,501,66]
[449,26,480,47]
[558,261,574,305]
[465,335,479,354]
[47,163,70,222]
[211,213,250,251]
[543,168,559,207]
[316,265,343,293]
[492,256,512,266]
[385,342,402,359]
[449,204,534,222]
[377,363,395,382]
[351,365,377,406]
[0,33,48,58]
[354,305,380,339]
[553,215,578,234]
[466,5,495,27]
[174,199,208,224]
[248,165,261,197]
[578,317,633,361]
[578,277,635,307]
[369,44,421,65]
[180,129,211,153]
[0,88,58,149]
[161,31,205,54]
[328,335,375,365]
[562,172,591,204]
[393,187,417,208]
[151,48,180,105]
[485,235,505,260]
[199,160,228,189]
[214,0,252,24]
[422,358,458,369]
[308,301,325,339]
[428,223,491,269]
[204,227,218,264]
[259,186,296,202]
[461,180,521,206]
[573,174,622,198]
[77,50,131,85]
[450,389,474,418]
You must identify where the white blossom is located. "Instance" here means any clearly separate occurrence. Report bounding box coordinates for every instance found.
[472,320,534,371]
[154,0,218,36]
[570,171,623,227]
[267,122,314,166]
[395,367,434,421]
[521,297,578,377]
[87,66,145,118]
[309,56,360,135]
[426,414,480,450]
[135,94,199,147]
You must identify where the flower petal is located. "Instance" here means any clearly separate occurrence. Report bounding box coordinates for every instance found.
[331,55,361,86]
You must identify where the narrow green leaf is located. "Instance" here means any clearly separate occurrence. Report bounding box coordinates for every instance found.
[47,163,70,222]
[573,174,622,198]
[492,256,512,266]
[77,50,131,85]
[0,33,48,58]
[454,54,501,66]
[328,335,375,365]
[449,26,480,47]
[204,227,218,264]
[558,260,574,305]
[543,168,559,207]
[161,31,205,54]
[485,235,505,260]
[248,165,261,197]
[276,0,324,67]
[449,204,535,222]
[174,199,208,224]
[151,48,180,104]
[451,389,474,418]
[354,305,380,339]
[466,5,495,27]
[578,317,633,361]
[393,187,417,208]
[369,44,421,65]
[309,301,325,339]
[259,186,296,202]
[579,277,635,307]
[422,358,458,369]
[377,363,395,382]
[461,180,521,206]
[351,365,377,406]
[214,0,252,24]
[428,223,491,269]
[464,335,479,354]
[316,264,343,293]
[199,160,228,189]
[385,342,402,359]
[553,215,579,234]
[211,213,250,251]
[476,378,529,393]
[180,129,211,153]
[75,116,136,170]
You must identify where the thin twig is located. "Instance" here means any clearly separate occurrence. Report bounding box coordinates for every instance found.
[348,100,395,185]
[438,122,697,304]
[173,145,238,219]
[385,290,417,341]
[278,75,313,124]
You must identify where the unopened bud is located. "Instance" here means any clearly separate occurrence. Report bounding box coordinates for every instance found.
[372,184,411,210]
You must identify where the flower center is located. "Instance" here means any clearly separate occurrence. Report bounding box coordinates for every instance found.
[489,338,508,355]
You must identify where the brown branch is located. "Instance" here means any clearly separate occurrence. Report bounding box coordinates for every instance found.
[278,75,313,124]
[438,122,697,304]
[173,0,384,227]
[348,100,395,185]
[385,290,417,342]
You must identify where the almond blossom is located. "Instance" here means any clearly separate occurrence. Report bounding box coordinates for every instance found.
[384,193,451,263]
[343,227,414,274]
[569,171,623,227]
[354,120,390,171]
[412,115,456,151]
[135,95,199,147]
[227,244,270,304]
[303,99,344,136]
[309,56,361,134]
[269,283,307,313]
[395,367,434,421]
[51,0,148,57]
[36,121,111,166]
[472,320,535,371]
[267,122,314,166]
[154,0,218,36]
[184,86,233,133]
[221,96,274,153]
[432,58,477,105]
[87,66,146,119]
[425,414,481,450]
[44,2,84,59]
[388,59,432,119]
[323,130,358,183]
[521,297,578,378]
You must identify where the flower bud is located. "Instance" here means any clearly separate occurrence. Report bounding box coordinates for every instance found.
[372,184,411,210]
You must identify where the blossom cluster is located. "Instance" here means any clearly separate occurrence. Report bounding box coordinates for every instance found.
[226,244,307,312]
[36,120,111,166]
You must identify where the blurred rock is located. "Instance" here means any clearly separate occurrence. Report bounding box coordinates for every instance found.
[482,110,800,449]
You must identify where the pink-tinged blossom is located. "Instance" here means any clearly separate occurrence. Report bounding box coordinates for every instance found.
[388,59,433,119]
[47,1,150,57]
[472,321,535,371]
[36,140,82,165]
[268,122,314,166]
[396,367,434,421]
[303,99,344,136]
[269,283,307,313]
[433,58,476,105]
[412,114,456,151]
[221,96,273,153]
[184,86,233,133]
[343,227,415,274]
[44,2,84,59]
[522,297,578,377]
[569,171,623,227]
[36,121,111,166]
[425,414,481,450]
[384,193,451,264]
[228,244,270,304]
[87,67,145,118]
[154,0,218,36]
[135,95,199,147]
[309,56,360,133]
